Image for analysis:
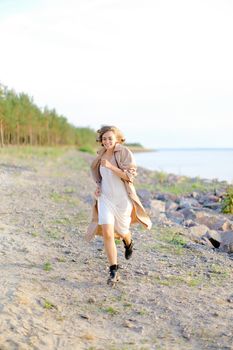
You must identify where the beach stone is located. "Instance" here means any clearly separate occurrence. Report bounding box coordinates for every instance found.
[200,230,222,248]
[211,219,233,231]
[165,200,178,212]
[179,208,197,220]
[188,225,209,241]
[166,211,184,224]
[191,191,200,199]
[195,212,223,230]
[151,200,165,213]
[219,231,233,253]
[137,189,151,208]
[203,202,222,211]
[183,219,196,228]
[178,197,201,209]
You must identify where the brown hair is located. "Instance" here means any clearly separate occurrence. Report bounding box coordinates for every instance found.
[96,125,125,146]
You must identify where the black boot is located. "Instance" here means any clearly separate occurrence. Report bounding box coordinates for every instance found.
[123,239,134,260]
[107,264,120,285]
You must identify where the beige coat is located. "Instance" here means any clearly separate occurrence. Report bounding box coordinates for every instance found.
[85,143,152,241]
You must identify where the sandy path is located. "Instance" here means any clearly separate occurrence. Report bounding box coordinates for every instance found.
[0,150,233,350]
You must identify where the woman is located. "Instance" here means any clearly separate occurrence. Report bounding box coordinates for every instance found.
[86,125,152,285]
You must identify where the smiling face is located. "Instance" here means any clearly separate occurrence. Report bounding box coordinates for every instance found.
[102,131,117,150]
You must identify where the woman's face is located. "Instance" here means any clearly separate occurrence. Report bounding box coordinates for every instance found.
[102,131,117,150]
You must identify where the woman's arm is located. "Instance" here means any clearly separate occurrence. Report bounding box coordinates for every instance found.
[100,159,129,181]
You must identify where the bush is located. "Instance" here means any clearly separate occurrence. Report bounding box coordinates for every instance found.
[78,145,95,154]
[221,186,233,214]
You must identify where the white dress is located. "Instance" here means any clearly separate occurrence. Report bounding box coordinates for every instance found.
[97,158,133,235]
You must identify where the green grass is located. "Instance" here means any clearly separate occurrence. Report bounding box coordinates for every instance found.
[46,229,62,239]
[50,191,80,205]
[115,239,122,245]
[146,227,188,255]
[79,145,95,154]
[154,273,203,287]
[63,156,89,171]
[101,306,119,315]
[43,262,52,271]
[221,186,233,214]
[136,171,225,196]
[43,299,57,310]
[0,145,68,159]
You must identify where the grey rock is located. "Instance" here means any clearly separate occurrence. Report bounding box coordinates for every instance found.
[188,225,209,241]
[183,219,196,228]
[137,189,151,208]
[165,200,178,212]
[166,211,184,224]
[178,197,201,209]
[151,199,165,213]
[179,208,197,220]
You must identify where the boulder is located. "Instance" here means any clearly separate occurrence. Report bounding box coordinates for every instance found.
[165,200,179,212]
[219,231,233,253]
[178,197,201,209]
[166,211,184,224]
[183,219,196,228]
[191,191,200,199]
[150,199,166,217]
[200,230,222,248]
[188,225,209,241]
[200,230,233,253]
[179,208,197,221]
[137,189,151,208]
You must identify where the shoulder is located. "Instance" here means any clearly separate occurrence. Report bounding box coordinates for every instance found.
[114,143,135,164]
[114,143,132,155]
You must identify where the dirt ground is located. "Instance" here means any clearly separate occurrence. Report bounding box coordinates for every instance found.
[0,149,233,350]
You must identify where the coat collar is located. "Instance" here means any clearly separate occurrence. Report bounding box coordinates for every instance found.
[96,143,124,156]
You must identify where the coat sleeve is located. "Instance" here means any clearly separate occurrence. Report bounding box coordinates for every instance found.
[118,147,137,183]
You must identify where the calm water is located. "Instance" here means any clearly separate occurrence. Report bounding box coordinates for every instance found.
[134,149,233,184]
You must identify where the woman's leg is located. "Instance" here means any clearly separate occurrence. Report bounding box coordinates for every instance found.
[120,231,132,246]
[102,224,117,265]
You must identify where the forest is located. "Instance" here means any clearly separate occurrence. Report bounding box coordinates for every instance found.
[0,83,96,149]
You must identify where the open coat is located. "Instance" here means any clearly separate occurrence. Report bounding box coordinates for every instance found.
[85,143,152,241]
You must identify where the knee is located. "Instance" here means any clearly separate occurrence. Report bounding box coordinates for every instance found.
[102,227,114,241]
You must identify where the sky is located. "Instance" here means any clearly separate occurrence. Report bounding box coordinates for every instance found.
[0,0,232,148]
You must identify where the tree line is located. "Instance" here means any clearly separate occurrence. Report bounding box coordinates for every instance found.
[0,83,96,148]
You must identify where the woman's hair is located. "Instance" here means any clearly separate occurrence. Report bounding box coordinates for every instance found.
[96,125,125,145]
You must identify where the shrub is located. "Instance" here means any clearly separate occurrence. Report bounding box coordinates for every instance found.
[221,186,233,214]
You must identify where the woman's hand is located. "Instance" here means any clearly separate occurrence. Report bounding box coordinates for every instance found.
[94,186,101,198]
[101,159,113,169]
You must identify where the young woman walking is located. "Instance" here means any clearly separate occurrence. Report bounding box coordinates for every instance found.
[86,125,152,285]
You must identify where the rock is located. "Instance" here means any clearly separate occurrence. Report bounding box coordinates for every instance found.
[200,230,222,248]
[188,225,209,241]
[203,230,233,253]
[219,231,233,253]
[150,200,165,213]
[87,297,96,304]
[227,295,233,303]
[154,193,177,202]
[137,189,151,208]
[166,211,184,224]
[183,219,196,228]
[203,202,222,211]
[179,208,197,220]
[191,191,200,199]
[154,193,170,201]
[80,314,90,320]
[165,200,178,212]
[178,197,201,209]
[194,212,231,231]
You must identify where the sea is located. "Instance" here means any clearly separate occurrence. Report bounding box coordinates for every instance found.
[134,149,233,184]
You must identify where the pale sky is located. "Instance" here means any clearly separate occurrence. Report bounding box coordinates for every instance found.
[0,0,232,148]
